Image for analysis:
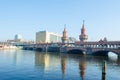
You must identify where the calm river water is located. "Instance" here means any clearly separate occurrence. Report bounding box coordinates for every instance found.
[0,50,120,80]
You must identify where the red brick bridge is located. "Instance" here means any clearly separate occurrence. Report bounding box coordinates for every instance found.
[23,41,120,56]
[61,41,120,56]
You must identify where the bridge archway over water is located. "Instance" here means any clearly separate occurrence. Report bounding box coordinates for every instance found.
[35,47,43,52]
[67,49,84,54]
[92,50,118,56]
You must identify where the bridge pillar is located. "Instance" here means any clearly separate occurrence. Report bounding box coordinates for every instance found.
[45,46,48,53]
[118,54,120,59]
[86,48,92,54]
[117,54,120,65]
[61,47,67,53]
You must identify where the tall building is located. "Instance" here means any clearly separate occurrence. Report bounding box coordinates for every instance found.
[14,34,23,42]
[61,27,68,44]
[79,21,88,42]
[36,31,62,43]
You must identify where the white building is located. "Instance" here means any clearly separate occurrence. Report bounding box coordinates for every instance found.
[36,31,62,43]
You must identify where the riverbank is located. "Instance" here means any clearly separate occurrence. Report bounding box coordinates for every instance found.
[0,45,22,50]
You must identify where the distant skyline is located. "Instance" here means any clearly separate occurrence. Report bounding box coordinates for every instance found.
[0,0,120,41]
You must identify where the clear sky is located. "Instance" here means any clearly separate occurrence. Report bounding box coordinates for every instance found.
[0,0,120,41]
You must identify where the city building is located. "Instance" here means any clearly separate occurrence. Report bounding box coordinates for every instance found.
[36,31,62,43]
[6,34,35,46]
[14,34,23,42]
[79,21,88,42]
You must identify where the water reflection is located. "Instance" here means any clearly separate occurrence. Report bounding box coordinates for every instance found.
[34,51,120,80]
[35,52,49,69]
[0,50,120,80]
[61,54,67,80]
[102,73,106,80]
[79,55,86,80]
[35,52,61,71]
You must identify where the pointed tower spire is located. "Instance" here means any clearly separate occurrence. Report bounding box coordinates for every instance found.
[79,20,88,42]
[82,20,85,28]
[64,24,66,32]
[81,20,86,34]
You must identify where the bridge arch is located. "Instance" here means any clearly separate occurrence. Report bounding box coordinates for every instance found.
[92,50,118,56]
[35,47,43,52]
[67,49,84,54]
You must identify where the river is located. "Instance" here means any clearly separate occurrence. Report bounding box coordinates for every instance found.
[0,50,120,80]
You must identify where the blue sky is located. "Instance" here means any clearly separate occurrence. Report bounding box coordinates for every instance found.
[0,0,120,41]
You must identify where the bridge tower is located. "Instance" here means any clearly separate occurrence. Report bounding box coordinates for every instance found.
[79,20,88,42]
[62,25,68,44]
